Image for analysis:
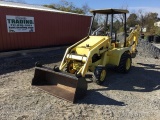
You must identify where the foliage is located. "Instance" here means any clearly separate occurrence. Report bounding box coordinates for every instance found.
[144,12,159,32]
[43,1,160,35]
[43,0,89,14]
[155,27,160,35]
[117,26,124,33]
[113,20,122,32]
[127,10,160,35]
[92,18,99,31]
[82,3,90,15]
[127,13,138,27]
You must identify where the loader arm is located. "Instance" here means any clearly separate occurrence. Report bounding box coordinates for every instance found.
[59,36,89,70]
[81,37,110,77]
[59,36,110,77]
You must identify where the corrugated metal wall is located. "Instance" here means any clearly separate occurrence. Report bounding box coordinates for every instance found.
[0,6,91,51]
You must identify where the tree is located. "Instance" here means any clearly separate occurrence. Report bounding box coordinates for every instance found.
[92,19,99,31]
[134,9,159,34]
[137,9,145,28]
[113,20,121,32]
[43,0,86,14]
[82,3,90,15]
[144,12,159,33]
[155,27,160,35]
[127,13,138,27]
[116,5,128,25]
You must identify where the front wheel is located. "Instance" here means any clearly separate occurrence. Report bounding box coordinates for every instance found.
[94,66,107,85]
[35,61,42,67]
[66,61,76,74]
[53,65,60,72]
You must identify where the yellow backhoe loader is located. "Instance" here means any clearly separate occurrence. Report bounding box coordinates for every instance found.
[32,9,140,103]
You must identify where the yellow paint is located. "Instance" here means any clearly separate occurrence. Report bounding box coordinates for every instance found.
[126,58,131,70]
[75,36,108,56]
[59,25,140,77]
[100,70,106,81]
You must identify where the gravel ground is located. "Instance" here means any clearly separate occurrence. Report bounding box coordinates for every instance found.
[0,41,160,120]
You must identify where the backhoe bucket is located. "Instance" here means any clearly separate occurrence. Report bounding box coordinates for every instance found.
[32,67,87,103]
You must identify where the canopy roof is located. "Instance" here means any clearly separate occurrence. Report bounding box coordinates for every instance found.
[90,8,129,14]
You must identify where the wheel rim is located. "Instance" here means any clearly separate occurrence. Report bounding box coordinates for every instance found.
[126,58,131,70]
[100,70,106,81]
[68,63,76,74]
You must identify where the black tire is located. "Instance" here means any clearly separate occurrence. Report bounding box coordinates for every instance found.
[140,33,144,39]
[117,52,131,73]
[94,66,107,85]
[154,35,160,43]
[147,35,154,43]
[53,65,60,72]
[75,71,82,78]
[35,61,42,67]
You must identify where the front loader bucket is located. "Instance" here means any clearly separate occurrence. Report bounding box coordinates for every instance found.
[32,67,87,103]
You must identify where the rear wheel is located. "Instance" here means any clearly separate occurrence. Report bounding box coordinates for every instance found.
[117,52,131,73]
[94,66,107,85]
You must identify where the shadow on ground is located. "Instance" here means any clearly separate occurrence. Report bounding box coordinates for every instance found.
[79,91,126,106]
[92,63,160,92]
[0,49,65,75]
[137,63,160,69]
[102,64,160,92]
[79,63,160,105]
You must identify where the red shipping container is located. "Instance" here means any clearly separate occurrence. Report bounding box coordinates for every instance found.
[0,1,91,51]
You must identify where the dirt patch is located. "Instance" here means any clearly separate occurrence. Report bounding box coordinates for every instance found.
[0,44,160,120]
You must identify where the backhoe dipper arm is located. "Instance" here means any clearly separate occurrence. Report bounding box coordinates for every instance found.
[126,25,140,53]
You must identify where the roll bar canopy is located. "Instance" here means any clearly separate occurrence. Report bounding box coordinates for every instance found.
[89,8,128,47]
[90,8,129,14]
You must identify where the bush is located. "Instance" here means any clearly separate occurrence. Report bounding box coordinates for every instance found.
[155,27,160,35]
